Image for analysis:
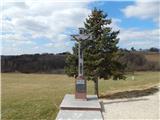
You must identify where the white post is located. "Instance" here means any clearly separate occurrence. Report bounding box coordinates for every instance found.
[78,42,81,76]
[78,41,83,76]
[81,48,83,76]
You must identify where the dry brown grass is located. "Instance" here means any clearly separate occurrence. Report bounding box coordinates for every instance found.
[1,72,160,120]
[144,52,160,62]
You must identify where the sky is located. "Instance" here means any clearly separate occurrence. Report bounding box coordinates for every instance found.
[1,0,159,55]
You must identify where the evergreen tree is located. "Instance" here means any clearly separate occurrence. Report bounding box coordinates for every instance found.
[65,8,125,97]
[131,47,136,51]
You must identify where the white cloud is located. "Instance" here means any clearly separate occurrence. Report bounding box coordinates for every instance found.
[110,18,121,31]
[122,0,160,23]
[119,28,159,41]
[110,18,153,49]
[118,27,160,49]
[110,17,159,49]
[1,0,159,55]
[119,0,159,49]
[1,1,91,55]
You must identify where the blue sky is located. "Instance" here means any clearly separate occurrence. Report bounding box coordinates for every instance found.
[89,1,157,29]
[1,0,159,55]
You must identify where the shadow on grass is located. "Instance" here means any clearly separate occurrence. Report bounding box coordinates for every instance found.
[99,86,159,99]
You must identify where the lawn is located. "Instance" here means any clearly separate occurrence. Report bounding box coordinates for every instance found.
[1,72,159,120]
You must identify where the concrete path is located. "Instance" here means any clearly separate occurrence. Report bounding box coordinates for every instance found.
[101,91,160,120]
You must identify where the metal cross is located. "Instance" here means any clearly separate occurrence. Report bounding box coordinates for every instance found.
[71,28,92,76]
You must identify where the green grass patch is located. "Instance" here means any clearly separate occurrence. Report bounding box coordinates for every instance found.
[1,72,159,120]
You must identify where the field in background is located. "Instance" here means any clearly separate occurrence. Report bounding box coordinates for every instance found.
[1,72,159,120]
[144,52,160,62]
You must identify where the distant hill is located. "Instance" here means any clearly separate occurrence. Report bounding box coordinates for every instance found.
[1,51,159,73]
[1,53,69,74]
[144,52,160,63]
[118,51,160,72]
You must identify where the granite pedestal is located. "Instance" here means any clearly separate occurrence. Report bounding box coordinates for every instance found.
[56,94,103,120]
[56,110,103,120]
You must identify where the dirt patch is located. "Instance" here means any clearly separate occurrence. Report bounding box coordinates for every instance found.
[100,86,159,99]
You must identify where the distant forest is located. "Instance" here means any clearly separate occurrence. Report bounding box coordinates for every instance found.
[1,47,160,74]
[1,52,69,74]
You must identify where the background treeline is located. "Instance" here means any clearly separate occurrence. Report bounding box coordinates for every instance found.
[118,50,160,72]
[1,52,69,74]
[1,48,160,73]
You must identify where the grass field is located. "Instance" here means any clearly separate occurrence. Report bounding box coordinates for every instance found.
[1,72,160,120]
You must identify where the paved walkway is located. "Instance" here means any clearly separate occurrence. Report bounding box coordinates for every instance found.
[101,91,160,120]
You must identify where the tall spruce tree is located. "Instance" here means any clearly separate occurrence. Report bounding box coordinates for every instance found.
[65,8,125,97]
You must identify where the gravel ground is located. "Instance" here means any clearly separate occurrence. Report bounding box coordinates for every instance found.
[101,91,160,120]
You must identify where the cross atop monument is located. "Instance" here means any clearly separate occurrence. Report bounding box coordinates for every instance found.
[71,28,92,100]
[56,28,102,120]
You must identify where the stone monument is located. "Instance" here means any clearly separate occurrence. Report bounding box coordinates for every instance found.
[56,28,103,120]
[72,28,90,100]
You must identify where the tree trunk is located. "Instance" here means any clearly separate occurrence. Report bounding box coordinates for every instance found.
[94,78,99,97]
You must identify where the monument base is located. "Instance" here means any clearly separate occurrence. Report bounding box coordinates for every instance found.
[56,94,103,120]
[56,110,103,120]
[60,94,101,110]
[75,76,87,100]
